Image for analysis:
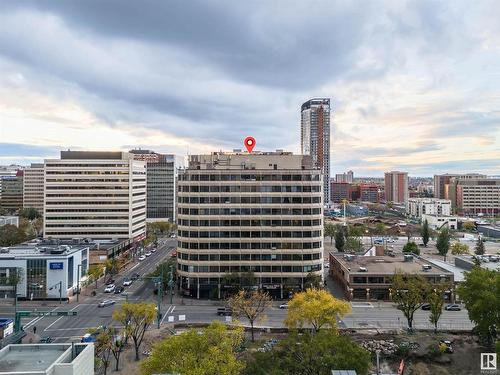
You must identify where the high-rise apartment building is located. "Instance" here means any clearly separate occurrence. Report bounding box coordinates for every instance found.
[433,173,486,199]
[0,171,23,212]
[447,177,499,216]
[335,170,353,183]
[330,182,351,203]
[301,98,331,204]
[177,151,324,299]
[359,183,380,203]
[43,151,147,240]
[130,149,176,222]
[384,171,408,204]
[23,163,44,214]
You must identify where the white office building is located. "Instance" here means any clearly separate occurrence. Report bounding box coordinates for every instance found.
[177,151,324,299]
[23,163,44,214]
[0,241,89,300]
[406,198,451,219]
[43,151,146,241]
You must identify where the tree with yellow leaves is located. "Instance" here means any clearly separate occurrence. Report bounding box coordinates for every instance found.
[284,288,351,332]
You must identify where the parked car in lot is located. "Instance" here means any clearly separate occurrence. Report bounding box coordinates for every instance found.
[279,303,289,309]
[98,300,116,308]
[131,273,140,281]
[105,279,115,285]
[104,284,116,293]
[145,252,152,257]
[114,286,124,294]
[39,336,53,343]
[138,255,146,261]
[123,278,132,287]
[445,304,461,311]
[151,248,157,253]
[216,307,232,316]
[421,303,431,310]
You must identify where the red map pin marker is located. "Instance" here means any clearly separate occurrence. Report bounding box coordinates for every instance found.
[244,136,256,153]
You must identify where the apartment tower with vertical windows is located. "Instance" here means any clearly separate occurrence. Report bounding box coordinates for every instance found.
[384,171,408,204]
[43,151,147,240]
[23,163,44,214]
[301,98,331,204]
[177,151,324,299]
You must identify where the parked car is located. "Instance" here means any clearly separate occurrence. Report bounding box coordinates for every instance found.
[151,248,157,253]
[105,279,115,285]
[114,286,124,294]
[104,284,116,293]
[216,307,232,316]
[131,273,140,281]
[421,303,431,310]
[145,252,152,257]
[123,278,133,287]
[39,336,53,343]
[445,304,461,311]
[279,303,289,309]
[98,300,116,308]
[138,255,146,261]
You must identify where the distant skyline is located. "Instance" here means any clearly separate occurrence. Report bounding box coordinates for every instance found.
[0,1,499,176]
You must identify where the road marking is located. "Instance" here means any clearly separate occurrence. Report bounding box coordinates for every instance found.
[129,263,140,272]
[44,316,64,331]
[46,325,125,332]
[24,306,60,330]
[171,306,176,313]
[351,302,374,308]
[70,304,80,311]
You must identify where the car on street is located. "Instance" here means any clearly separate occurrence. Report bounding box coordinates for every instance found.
[104,284,116,293]
[216,307,232,316]
[39,336,53,343]
[98,300,116,308]
[445,304,461,311]
[138,255,146,261]
[131,273,140,281]
[114,286,124,294]
[421,303,431,310]
[279,303,289,309]
[105,279,115,285]
[123,278,132,286]
[145,251,152,257]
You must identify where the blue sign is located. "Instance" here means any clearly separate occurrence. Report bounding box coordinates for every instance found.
[50,262,64,270]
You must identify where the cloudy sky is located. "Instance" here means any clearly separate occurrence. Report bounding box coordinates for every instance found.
[0,1,499,176]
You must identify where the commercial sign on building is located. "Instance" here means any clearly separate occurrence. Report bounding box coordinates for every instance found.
[49,262,64,270]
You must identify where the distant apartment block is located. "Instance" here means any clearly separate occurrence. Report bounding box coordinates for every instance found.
[301,98,331,203]
[384,171,408,204]
[23,163,44,214]
[177,151,324,299]
[43,151,146,241]
[433,173,486,199]
[330,182,351,203]
[130,149,176,222]
[359,183,380,203]
[0,171,23,212]
[448,177,500,216]
[406,198,451,219]
[335,170,353,183]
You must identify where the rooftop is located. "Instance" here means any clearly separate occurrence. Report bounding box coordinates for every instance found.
[0,343,92,374]
[331,253,452,276]
[0,239,93,258]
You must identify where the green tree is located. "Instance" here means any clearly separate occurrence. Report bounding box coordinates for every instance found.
[451,241,469,255]
[428,286,446,333]
[243,330,371,375]
[285,288,351,333]
[421,219,430,247]
[141,321,244,375]
[93,327,113,375]
[402,241,420,255]
[475,237,485,255]
[19,207,40,220]
[334,229,345,252]
[391,272,429,331]
[228,289,272,341]
[87,265,104,288]
[324,223,336,245]
[148,257,177,290]
[436,228,451,261]
[457,267,499,346]
[348,224,365,237]
[104,258,119,276]
[374,222,386,236]
[0,224,27,246]
[304,272,323,289]
[113,302,156,361]
[110,329,127,371]
[345,236,362,252]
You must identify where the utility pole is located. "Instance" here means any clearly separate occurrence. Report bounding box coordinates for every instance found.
[76,264,82,302]
[168,264,174,305]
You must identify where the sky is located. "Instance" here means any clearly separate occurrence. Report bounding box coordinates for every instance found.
[0,1,499,176]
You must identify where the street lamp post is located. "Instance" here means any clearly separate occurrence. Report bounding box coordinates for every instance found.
[76,264,82,303]
[168,264,174,305]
